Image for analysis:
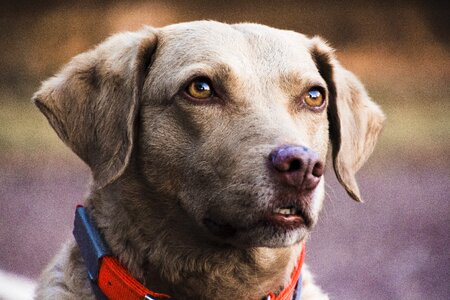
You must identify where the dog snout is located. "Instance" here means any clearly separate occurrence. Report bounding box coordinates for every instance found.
[269,145,324,189]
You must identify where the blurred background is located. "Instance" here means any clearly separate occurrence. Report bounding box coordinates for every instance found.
[1,1,449,299]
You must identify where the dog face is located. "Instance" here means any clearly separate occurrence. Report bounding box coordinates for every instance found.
[33,21,384,248]
[139,22,331,247]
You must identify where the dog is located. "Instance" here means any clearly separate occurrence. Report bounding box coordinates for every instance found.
[33,21,384,299]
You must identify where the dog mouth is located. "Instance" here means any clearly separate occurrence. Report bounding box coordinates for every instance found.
[203,201,313,240]
[269,205,306,227]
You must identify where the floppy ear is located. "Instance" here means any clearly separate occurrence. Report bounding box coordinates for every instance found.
[32,27,157,189]
[309,37,385,202]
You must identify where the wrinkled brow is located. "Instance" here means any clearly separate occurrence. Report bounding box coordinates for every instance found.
[278,71,327,97]
[145,61,237,102]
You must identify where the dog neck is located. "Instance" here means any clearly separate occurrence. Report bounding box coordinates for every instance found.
[87,174,302,299]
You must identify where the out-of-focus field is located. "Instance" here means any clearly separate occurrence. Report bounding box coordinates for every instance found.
[1,1,449,299]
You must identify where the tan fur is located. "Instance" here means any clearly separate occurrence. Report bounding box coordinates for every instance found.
[33,21,384,299]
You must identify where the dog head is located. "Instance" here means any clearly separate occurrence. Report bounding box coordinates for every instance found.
[33,21,384,248]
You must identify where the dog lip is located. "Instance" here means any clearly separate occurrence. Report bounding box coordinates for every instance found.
[268,191,315,224]
[203,198,313,239]
[267,213,305,228]
[265,208,306,229]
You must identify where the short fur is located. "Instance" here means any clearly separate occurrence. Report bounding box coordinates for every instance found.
[33,21,384,299]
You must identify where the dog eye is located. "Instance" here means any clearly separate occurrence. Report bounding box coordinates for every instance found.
[186,78,213,100]
[303,88,325,108]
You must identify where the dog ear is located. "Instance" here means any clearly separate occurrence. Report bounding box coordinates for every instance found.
[32,27,157,189]
[309,37,385,202]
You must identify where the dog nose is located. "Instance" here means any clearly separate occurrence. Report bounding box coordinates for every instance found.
[269,145,324,189]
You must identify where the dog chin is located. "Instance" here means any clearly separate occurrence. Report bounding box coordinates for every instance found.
[234,226,311,248]
[203,216,315,248]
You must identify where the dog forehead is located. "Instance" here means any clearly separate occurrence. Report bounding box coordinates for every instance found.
[156,21,317,75]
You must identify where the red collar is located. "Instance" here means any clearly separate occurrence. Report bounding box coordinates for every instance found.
[73,206,305,300]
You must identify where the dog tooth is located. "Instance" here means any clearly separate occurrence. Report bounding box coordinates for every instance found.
[273,208,292,215]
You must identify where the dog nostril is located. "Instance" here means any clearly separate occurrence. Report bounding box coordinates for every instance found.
[312,161,324,177]
[288,159,302,172]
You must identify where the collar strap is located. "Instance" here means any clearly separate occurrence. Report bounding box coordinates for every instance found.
[73,206,304,300]
[267,242,305,300]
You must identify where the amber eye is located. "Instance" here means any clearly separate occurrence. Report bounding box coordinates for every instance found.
[304,88,325,108]
[186,78,213,100]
